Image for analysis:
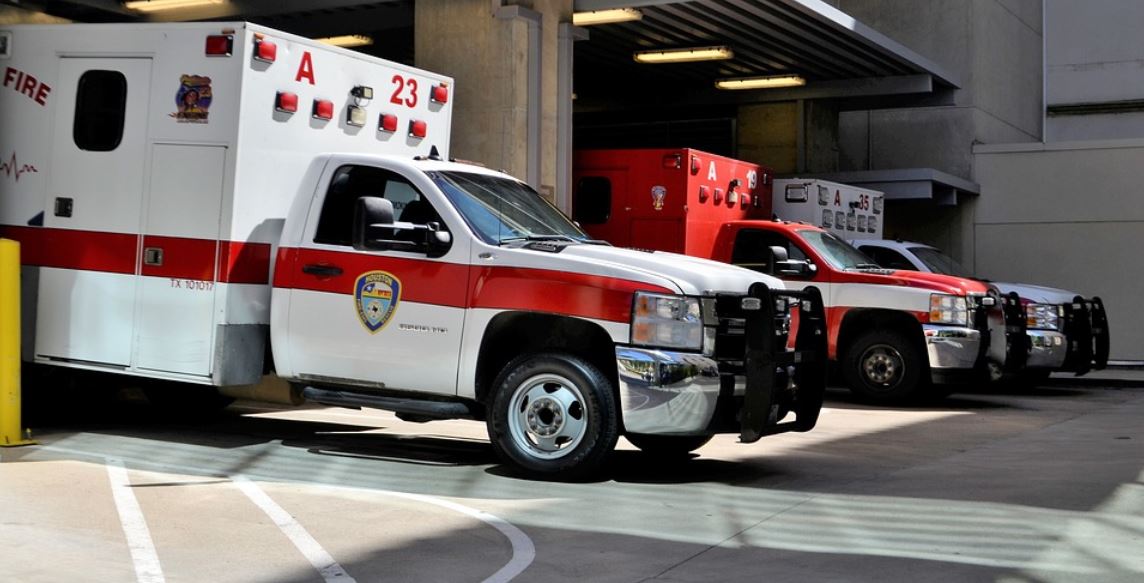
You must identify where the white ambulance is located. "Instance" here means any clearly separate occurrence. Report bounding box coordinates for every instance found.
[772,178,885,239]
[0,23,827,478]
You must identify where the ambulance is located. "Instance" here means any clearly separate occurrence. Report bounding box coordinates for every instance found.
[0,23,827,478]
[574,148,996,403]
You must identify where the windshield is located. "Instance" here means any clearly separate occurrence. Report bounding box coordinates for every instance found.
[797,229,881,270]
[428,171,590,245]
[912,247,973,278]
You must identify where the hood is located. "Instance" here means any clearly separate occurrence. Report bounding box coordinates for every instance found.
[834,268,991,296]
[991,281,1078,305]
[558,244,786,296]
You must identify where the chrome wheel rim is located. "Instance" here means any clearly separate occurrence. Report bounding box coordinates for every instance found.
[861,344,905,388]
[507,373,588,460]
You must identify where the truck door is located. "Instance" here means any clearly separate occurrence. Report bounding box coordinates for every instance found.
[36,58,151,367]
[728,227,831,295]
[284,163,469,395]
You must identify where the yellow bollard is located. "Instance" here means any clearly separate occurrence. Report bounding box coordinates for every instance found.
[1,238,35,447]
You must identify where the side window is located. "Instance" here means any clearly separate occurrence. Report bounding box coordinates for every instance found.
[314,165,443,247]
[860,246,914,271]
[730,229,806,274]
[573,176,611,224]
[74,70,127,152]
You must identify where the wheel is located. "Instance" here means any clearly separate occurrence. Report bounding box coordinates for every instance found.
[486,353,618,479]
[626,434,712,459]
[842,329,927,403]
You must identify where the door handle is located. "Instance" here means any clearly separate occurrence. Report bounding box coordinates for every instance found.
[143,247,163,266]
[302,263,343,277]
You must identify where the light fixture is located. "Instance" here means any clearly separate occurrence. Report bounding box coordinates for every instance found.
[315,35,374,48]
[715,74,806,90]
[124,0,223,12]
[634,46,734,64]
[572,8,642,26]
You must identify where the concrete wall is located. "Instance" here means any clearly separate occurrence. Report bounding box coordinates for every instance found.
[415,0,571,201]
[1045,0,1144,140]
[974,140,1144,360]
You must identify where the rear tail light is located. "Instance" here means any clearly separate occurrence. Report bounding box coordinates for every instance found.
[379,113,398,133]
[253,35,277,63]
[205,35,234,56]
[312,99,334,120]
[275,91,298,113]
[409,119,427,138]
[430,83,449,104]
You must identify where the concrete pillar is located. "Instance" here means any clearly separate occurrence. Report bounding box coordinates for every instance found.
[415,0,573,206]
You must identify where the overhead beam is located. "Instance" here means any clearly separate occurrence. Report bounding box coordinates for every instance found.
[573,0,690,11]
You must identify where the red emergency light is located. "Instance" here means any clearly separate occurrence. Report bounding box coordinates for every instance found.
[430,84,449,104]
[275,91,298,113]
[205,34,234,56]
[698,185,709,203]
[409,119,427,138]
[379,113,399,133]
[713,188,724,205]
[662,153,682,169]
[312,99,334,121]
[253,35,277,63]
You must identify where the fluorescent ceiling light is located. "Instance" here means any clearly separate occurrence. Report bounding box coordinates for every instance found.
[572,8,642,26]
[715,75,806,90]
[315,35,374,48]
[634,46,734,64]
[124,0,223,12]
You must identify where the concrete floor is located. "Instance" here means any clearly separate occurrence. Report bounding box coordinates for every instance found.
[1,379,1142,583]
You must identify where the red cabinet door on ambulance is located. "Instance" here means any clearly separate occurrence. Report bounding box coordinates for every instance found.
[280,163,469,395]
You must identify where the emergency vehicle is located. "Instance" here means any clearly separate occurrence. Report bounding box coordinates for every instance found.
[772,178,885,240]
[853,239,1110,380]
[574,148,996,402]
[0,23,827,478]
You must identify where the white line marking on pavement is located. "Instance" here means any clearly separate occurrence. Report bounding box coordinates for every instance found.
[105,458,166,583]
[233,475,357,583]
[384,490,536,583]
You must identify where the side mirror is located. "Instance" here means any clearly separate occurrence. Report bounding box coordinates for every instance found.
[353,196,395,251]
[769,245,789,265]
[425,221,452,258]
[777,260,814,277]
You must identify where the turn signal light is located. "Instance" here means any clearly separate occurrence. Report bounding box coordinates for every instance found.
[275,91,298,113]
[312,99,334,120]
[205,34,233,56]
[409,119,427,138]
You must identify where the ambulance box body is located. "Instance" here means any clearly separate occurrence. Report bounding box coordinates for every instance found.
[772,178,884,240]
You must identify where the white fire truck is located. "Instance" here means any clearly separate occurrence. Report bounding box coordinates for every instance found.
[0,23,827,478]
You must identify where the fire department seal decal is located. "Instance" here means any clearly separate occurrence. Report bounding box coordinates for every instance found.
[354,271,401,334]
[171,74,212,123]
[651,185,667,211]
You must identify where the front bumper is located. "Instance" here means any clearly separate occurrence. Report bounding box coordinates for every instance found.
[1026,330,1067,368]
[617,284,827,441]
[923,324,982,381]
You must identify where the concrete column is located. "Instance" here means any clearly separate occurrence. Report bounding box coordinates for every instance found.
[415,0,572,204]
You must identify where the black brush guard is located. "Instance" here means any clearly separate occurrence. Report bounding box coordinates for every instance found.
[713,284,827,444]
[1001,292,1030,372]
[1062,296,1110,374]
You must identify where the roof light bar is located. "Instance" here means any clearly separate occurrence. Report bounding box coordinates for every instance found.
[715,75,806,90]
[315,35,374,48]
[572,8,642,26]
[125,0,223,12]
[634,46,734,64]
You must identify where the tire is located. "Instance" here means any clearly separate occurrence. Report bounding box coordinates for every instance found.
[486,353,618,480]
[626,434,712,459]
[842,329,928,403]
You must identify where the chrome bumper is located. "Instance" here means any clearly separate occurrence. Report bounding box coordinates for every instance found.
[1026,330,1067,368]
[616,347,722,436]
[923,324,982,373]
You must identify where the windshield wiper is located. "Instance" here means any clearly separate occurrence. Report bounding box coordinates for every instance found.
[499,234,581,245]
[846,263,884,270]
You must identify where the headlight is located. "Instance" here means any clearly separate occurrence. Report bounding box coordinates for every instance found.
[929,294,968,327]
[1026,303,1063,331]
[631,292,703,351]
